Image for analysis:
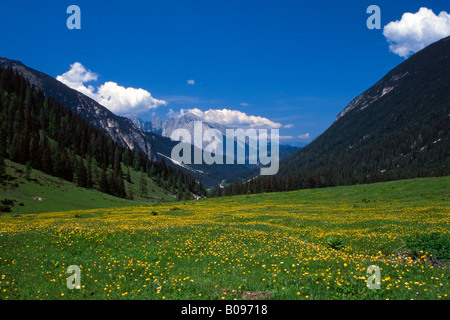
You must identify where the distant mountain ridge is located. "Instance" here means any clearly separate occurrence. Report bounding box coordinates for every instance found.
[129,113,300,185]
[129,113,226,139]
[129,113,301,156]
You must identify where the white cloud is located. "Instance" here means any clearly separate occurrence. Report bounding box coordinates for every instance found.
[57,62,167,114]
[240,102,249,106]
[383,7,450,58]
[297,133,310,139]
[56,62,98,98]
[179,108,282,129]
[95,81,166,114]
[284,124,294,128]
[187,79,195,85]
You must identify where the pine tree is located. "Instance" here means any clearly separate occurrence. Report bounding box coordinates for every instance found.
[139,169,148,198]
[25,161,32,180]
[115,171,126,198]
[107,169,117,196]
[149,163,157,177]
[89,157,98,186]
[113,147,121,174]
[76,159,88,188]
[29,134,41,170]
[126,168,132,183]
[133,149,142,171]
[41,139,53,175]
[60,149,73,182]
[127,187,134,200]
[99,166,109,194]
[0,150,5,179]
[176,186,183,201]
[121,150,130,167]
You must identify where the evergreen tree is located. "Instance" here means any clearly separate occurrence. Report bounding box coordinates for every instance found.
[127,186,134,200]
[107,169,117,196]
[41,139,53,175]
[99,166,109,194]
[149,163,157,177]
[126,167,132,183]
[60,149,73,182]
[0,149,5,179]
[89,157,98,186]
[139,169,148,198]
[133,149,142,171]
[76,159,88,188]
[29,134,41,170]
[113,147,121,174]
[25,161,32,180]
[115,171,126,198]
[176,186,183,201]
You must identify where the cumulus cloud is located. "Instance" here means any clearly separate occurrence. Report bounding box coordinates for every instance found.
[95,82,166,114]
[179,108,282,129]
[297,133,310,139]
[383,7,450,58]
[56,62,98,98]
[187,79,195,85]
[57,62,167,114]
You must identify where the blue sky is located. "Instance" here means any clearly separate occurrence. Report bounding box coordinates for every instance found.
[1,0,448,146]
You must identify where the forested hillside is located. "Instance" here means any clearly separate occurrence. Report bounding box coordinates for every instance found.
[0,67,206,200]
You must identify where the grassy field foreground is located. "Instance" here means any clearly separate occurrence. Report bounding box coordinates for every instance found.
[0,176,449,300]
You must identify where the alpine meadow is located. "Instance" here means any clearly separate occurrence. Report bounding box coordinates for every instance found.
[0,1,449,306]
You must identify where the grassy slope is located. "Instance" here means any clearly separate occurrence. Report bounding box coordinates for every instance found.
[0,175,448,300]
[0,160,175,214]
[121,163,176,204]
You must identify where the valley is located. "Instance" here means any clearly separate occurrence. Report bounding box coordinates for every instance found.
[0,175,448,300]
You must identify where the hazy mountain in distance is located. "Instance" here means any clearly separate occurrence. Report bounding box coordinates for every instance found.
[129,113,301,156]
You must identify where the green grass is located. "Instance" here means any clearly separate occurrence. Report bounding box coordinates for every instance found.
[0,175,448,300]
[0,160,175,214]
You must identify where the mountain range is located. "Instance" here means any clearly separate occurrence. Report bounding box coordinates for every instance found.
[225,35,449,194]
[0,58,298,187]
